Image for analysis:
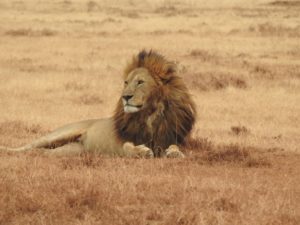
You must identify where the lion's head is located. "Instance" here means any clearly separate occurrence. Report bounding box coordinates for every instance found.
[113,50,196,156]
[121,67,157,113]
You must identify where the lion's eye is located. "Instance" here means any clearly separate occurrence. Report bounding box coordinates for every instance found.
[137,80,144,85]
[124,81,128,86]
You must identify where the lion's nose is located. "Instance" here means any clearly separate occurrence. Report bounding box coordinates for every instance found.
[122,95,133,102]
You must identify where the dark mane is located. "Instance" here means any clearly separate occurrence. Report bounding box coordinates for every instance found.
[113,50,196,157]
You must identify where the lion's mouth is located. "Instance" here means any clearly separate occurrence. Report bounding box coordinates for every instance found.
[124,104,142,113]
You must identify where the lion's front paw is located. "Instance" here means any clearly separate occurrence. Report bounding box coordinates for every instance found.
[123,142,154,158]
[136,145,154,158]
[165,145,185,158]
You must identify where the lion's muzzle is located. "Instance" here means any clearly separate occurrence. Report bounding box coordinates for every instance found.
[122,97,142,113]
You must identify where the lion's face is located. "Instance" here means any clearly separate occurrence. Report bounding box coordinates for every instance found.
[122,68,157,113]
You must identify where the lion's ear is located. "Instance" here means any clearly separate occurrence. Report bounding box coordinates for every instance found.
[160,63,176,84]
[166,65,176,75]
[137,50,147,66]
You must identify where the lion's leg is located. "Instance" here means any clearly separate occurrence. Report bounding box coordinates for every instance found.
[122,142,154,158]
[45,143,84,156]
[165,145,185,158]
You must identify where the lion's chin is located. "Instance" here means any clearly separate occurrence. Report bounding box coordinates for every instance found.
[124,105,141,113]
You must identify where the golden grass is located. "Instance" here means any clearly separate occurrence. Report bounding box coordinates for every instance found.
[5,28,57,37]
[0,0,299,224]
[0,148,299,225]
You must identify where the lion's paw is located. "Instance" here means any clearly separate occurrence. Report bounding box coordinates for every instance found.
[123,142,154,158]
[165,145,185,158]
[136,145,154,158]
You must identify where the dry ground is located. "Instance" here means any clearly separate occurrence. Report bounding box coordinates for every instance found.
[0,0,299,224]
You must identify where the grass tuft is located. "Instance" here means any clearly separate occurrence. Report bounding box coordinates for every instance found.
[5,28,56,37]
[231,125,250,135]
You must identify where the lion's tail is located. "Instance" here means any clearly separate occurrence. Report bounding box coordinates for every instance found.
[0,145,33,152]
[0,146,10,151]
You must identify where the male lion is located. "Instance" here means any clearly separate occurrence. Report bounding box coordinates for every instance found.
[0,50,196,158]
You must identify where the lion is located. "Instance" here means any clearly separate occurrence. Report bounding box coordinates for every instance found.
[0,50,196,158]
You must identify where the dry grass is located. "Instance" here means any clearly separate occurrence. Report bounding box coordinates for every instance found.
[0,146,298,225]
[186,71,248,91]
[247,23,300,37]
[185,137,271,167]
[5,28,57,37]
[0,0,299,224]
[230,125,250,135]
[269,1,300,7]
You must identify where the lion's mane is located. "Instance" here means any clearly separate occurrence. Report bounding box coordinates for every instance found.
[113,50,196,156]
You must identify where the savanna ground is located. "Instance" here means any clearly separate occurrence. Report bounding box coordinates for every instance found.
[0,0,299,224]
